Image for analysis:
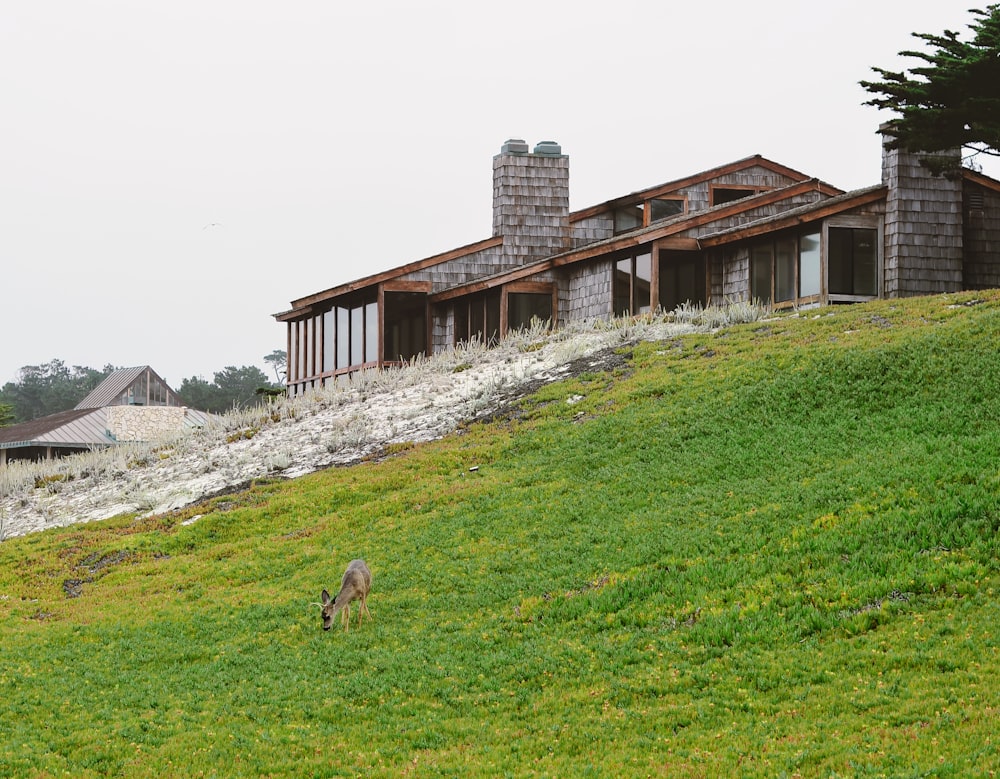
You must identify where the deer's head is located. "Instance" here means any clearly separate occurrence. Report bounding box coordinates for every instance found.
[319,589,337,631]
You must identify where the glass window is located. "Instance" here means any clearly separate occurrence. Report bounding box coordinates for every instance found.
[454,301,469,345]
[365,301,379,363]
[799,232,821,297]
[298,320,308,381]
[650,198,684,222]
[853,230,878,296]
[614,204,643,234]
[508,292,552,332]
[614,258,632,316]
[659,252,706,312]
[302,317,316,376]
[751,245,772,303]
[336,307,349,370]
[829,227,878,296]
[775,238,796,302]
[350,306,364,366]
[469,294,485,344]
[615,253,653,315]
[486,289,501,345]
[384,291,427,362]
[635,252,652,314]
[712,187,756,206]
[323,309,335,374]
[289,322,299,381]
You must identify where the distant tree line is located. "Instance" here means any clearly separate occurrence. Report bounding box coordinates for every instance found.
[0,353,286,426]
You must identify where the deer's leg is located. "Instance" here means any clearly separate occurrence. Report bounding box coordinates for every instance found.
[342,604,351,633]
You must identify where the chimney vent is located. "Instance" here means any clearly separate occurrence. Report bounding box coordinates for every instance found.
[533,140,562,156]
[500,138,529,155]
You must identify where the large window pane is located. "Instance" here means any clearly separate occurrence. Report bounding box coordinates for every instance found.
[635,252,652,314]
[336,307,349,370]
[486,289,501,345]
[384,291,427,362]
[751,245,772,303]
[351,306,364,366]
[659,252,706,312]
[469,294,485,343]
[614,204,643,234]
[289,323,299,382]
[799,232,821,297]
[650,198,683,222]
[509,292,552,332]
[323,309,335,373]
[775,238,796,302]
[614,258,632,315]
[298,320,308,380]
[365,301,379,363]
[303,317,316,376]
[829,227,878,296]
[853,229,878,296]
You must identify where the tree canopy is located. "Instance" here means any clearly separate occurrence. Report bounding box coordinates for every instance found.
[861,4,1000,174]
[0,355,284,423]
[178,365,275,414]
[0,360,113,424]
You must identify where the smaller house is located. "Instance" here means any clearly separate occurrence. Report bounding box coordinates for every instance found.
[0,366,209,466]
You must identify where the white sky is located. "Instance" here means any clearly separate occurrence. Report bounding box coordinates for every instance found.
[3,0,997,388]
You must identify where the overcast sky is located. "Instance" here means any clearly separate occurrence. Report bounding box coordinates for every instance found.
[3,1,997,388]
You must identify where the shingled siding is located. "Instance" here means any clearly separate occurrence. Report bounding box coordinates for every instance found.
[882,146,963,297]
[564,260,613,321]
[717,247,751,302]
[396,244,505,291]
[572,214,614,248]
[963,181,1000,289]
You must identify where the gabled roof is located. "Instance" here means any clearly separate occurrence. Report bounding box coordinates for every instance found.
[76,366,149,409]
[75,365,179,410]
[432,178,844,302]
[275,154,826,320]
[568,154,816,222]
[0,408,114,449]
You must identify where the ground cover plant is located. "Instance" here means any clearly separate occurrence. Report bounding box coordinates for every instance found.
[1,292,999,777]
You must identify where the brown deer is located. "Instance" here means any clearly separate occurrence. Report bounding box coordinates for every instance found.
[319,559,372,632]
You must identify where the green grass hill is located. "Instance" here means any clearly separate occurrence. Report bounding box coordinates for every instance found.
[2,291,1000,777]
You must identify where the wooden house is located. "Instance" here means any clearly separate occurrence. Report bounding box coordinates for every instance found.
[0,366,209,465]
[274,134,1000,397]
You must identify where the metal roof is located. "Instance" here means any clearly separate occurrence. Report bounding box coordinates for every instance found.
[75,366,181,410]
[0,408,114,449]
[76,366,149,409]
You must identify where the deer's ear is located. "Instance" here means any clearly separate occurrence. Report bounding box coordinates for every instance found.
[321,589,331,605]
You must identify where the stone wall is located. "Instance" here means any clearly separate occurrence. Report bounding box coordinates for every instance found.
[107,406,188,442]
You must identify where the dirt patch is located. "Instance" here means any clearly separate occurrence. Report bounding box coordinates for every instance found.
[469,345,634,426]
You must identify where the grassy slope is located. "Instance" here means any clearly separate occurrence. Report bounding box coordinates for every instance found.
[2,292,999,778]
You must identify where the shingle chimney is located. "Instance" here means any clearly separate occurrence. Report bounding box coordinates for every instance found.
[492,139,570,267]
[880,124,964,297]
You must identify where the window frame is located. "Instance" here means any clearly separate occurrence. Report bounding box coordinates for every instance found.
[823,216,882,303]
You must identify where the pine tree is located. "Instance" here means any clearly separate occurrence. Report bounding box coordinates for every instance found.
[861,5,1000,174]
